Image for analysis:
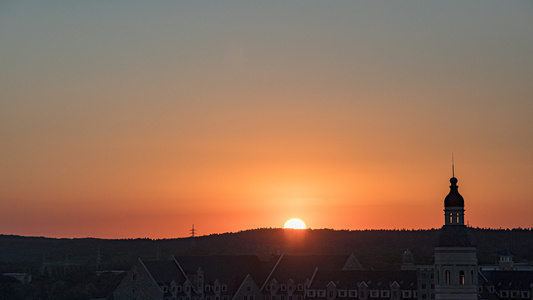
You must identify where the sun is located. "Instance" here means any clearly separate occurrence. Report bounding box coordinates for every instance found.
[284,218,306,229]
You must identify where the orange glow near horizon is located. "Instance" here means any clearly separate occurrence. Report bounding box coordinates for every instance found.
[1,2,532,239]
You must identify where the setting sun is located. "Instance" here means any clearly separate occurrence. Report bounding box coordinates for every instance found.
[284,219,306,229]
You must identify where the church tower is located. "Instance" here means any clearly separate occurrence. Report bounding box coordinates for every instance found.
[434,175,478,300]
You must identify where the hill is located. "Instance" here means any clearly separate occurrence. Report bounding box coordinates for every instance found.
[1,228,532,299]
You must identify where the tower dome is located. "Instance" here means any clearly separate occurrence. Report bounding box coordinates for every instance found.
[444,177,464,207]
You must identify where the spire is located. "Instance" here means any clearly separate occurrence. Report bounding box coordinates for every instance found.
[452,153,455,178]
[445,154,462,207]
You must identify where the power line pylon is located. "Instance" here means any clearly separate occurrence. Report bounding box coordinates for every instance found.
[190,224,197,238]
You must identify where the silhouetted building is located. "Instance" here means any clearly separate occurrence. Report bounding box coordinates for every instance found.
[434,176,477,300]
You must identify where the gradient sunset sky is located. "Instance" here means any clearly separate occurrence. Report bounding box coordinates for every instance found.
[1,1,532,238]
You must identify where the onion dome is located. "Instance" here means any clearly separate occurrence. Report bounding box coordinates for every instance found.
[444,177,464,207]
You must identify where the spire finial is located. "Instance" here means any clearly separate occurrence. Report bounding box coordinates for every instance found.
[452,153,455,178]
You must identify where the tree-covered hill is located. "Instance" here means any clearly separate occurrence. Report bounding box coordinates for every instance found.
[0,228,532,299]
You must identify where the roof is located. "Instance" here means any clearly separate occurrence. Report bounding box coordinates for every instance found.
[174,255,272,294]
[142,260,185,285]
[267,255,352,283]
[309,270,417,290]
[480,270,533,290]
[444,177,464,207]
[499,248,513,257]
[343,253,364,271]
[437,225,475,247]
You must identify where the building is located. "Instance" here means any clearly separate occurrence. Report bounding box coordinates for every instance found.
[434,176,478,300]
[115,174,533,300]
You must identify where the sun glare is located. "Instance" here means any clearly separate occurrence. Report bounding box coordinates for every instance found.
[284,218,306,229]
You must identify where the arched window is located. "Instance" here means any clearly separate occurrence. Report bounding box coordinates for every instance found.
[445,270,450,285]
[459,271,465,285]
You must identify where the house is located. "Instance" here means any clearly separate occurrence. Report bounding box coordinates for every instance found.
[306,270,417,300]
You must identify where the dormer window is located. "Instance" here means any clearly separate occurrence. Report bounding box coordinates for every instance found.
[222,285,227,292]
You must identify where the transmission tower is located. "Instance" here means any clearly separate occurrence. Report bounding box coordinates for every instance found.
[190,224,197,238]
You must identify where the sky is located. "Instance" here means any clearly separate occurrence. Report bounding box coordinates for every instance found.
[1,1,532,239]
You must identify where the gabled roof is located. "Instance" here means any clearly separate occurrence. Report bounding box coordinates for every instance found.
[309,270,417,290]
[342,253,363,271]
[266,255,352,283]
[174,255,273,294]
[142,260,185,285]
[481,270,533,290]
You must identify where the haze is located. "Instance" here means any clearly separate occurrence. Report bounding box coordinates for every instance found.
[1,1,532,238]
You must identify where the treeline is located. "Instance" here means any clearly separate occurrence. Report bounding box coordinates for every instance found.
[1,228,532,298]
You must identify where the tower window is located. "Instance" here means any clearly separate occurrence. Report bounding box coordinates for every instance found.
[445,270,450,285]
[459,271,465,285]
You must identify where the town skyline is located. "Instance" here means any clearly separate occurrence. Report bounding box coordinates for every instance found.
[1,1,532,239]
